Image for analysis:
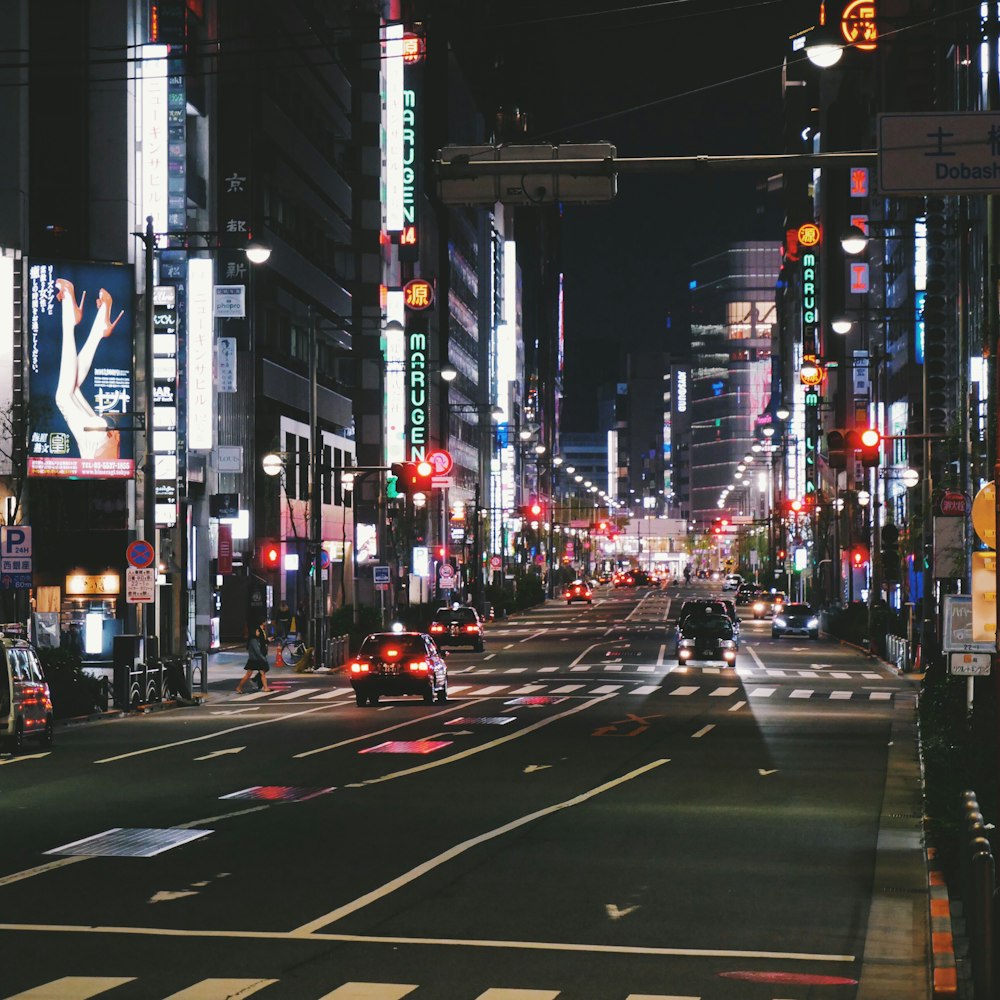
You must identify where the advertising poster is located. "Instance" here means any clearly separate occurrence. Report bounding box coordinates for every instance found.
[27,260,135,479]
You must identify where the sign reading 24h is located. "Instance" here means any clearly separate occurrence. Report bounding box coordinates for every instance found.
[879,112,1000,194]
[0,525,32,590]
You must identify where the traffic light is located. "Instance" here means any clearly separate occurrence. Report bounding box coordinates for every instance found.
[390,460,435,496]
[827,430,847,469]
[851,545,870,569]
[881,523,900,582]
[413,459,434,493]
[259,540,280,571]
[788,498,804,516]
[859,427,881,467]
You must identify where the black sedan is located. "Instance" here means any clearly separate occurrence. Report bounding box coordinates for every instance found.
[772,603,821,640]
[428,605,485,651]
[349,631,449,706]
[676,614,738,666]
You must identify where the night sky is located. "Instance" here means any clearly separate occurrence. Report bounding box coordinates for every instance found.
[453,0,794,430]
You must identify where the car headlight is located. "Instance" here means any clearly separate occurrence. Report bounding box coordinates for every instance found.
[774,617,787,627]
[679,639,695,648]
[807,617,819,628]
[720,639,736,649]
[753,602,765,612]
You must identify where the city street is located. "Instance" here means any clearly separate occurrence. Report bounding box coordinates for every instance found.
[0,584,925,999]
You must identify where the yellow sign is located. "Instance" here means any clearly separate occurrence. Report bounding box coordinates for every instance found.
[66,573,120,596]
[971,481,996,548]
[797,223,821,247]
[972,551,996,642]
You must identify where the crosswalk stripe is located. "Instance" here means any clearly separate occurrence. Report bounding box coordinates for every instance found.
[748,686,776,697]
[473,685,509,695]
[631,684,660,695]
[606,664,624,671]
[870,691,892,700]
[570,664,590,672]
[550,684,584,693]
[475,991,560,999]
[638,665,655,672]
[830,690,852,700]
[447,685,470,694]
[863,673,882,680]
[710,686,738,697]
[163,980,278,999]
[509,684,546,695]
[317,985,418,999]
[797,671,819,678]
[832,672,852,679]
[790,689,814,699]
[505,667,529,674]
[312,689,351,700]
[272,687,321,700]
[626,994,701,999]
[589,684,623,694]
[539,666,559,673]
[6,978,136,1000]
[669,686,698,697]
[238,690,272,700]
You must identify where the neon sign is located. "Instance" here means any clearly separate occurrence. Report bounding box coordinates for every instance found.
[841,0,877,51]
[797,223,821,248]
[801,250,819,354]
[407,327,427,460]
[404,278,434,309]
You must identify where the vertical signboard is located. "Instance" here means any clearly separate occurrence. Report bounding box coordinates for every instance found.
[27,261,135,478]
[153,285,179,525]
[187,257,214,451]
[0,254,14,477]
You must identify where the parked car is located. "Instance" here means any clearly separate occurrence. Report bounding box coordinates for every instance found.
[676,614,738,666]
[349,632,449,706]
[563,580,594,605]
[772,603,820,640]
[1,638,53,753]
[428,605,485,651]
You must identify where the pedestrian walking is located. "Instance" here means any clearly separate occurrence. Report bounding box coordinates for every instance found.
[276,599,293,639]
[236,623,272,693]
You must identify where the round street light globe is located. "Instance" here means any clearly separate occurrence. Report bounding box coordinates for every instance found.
[831,315,854,335]
[776,405,791,420]
[245,242,272,264]
[840,226,869,256]
[901,467,920,488]
[762,426,776,438]
[857,490,871,507]
[262,453,283,477]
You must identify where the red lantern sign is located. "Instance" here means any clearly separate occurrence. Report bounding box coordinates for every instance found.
[403,278,434,310]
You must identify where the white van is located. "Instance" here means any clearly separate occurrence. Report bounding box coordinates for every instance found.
[0,639,53,753]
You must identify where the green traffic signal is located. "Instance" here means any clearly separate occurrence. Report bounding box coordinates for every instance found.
[386,475,399,499]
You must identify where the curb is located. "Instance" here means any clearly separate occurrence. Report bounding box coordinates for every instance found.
[928,853,960,996]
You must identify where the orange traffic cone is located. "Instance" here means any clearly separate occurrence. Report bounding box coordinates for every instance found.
[275,645,285,668]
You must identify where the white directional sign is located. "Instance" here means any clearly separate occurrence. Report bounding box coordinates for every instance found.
[879,112,1000,194]
[126,566,156,604]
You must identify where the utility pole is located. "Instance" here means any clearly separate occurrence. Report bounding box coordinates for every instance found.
[309,308,324,667]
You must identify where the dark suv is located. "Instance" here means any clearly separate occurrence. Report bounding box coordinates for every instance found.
[677,598,741,648]
[428,605,485,651]
[676,615,738,666]
[349,631,449,706]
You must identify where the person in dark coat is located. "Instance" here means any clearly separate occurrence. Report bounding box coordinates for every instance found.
[236,623,272,693]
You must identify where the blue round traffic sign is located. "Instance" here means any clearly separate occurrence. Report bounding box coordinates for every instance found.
[126,539,155,568]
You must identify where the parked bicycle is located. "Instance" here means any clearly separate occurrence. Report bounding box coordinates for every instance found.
[279,632,310,670]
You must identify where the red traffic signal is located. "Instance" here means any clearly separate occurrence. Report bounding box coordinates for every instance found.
[859,427,881,467]
[391,460,436,495]
[851,545,870,568]
[260,540,280,570]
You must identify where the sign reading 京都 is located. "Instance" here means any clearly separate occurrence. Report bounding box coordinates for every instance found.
[27,261,135,480]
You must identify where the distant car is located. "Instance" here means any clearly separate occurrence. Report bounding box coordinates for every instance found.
[722,573,743,591]
[349,631,449,706]
[563,581,594,605]
[772,603,820,640]
[770,592,788,616]
[751,592,784,619]
[735,583,761,605]
[676,614,738,666]
[614,571,636,588]
[428,606,485,651]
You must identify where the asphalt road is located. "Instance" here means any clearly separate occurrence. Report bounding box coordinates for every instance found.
[0,583,928,999]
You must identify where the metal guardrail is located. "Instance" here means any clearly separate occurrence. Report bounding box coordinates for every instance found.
[113,657,164,709]
[325,634,349,668]
[961,790,995,998]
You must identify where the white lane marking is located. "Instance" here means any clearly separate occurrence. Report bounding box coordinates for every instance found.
[656,643,667,665]
[550,684,584,694]
[0,752,50,766]
[509,684,546,695]
[470,685,508,696]
[702,667,720,675]
[317,986,417,1000]
[766,669,787,677]
[748,687,776,698]
[797,671,819,679]
[311,689,351,701]
[790,689,814,699]
[539,666,559,673]
[830,691,852,700]
[163,980,278,999]
[691,724,715,739]
[505,667,529,674]
[520,631,546,643]
[831,672,852,679]
[709,687,738,697]
[194,747,245,761]
[96,704,333,764]
[476,991,559,999]
[729,700,746,712]
[483,653,497,661]
[589,685,623,695]
[606,664,624,672]
[475,991,559,1000]
[571,665,591,672]
[0,856,89,889]
[0,922,856,963]
[631,685,660,695]
[746,644,767,670]
[863,673,882,680]
[294,757,669,933]
[272,688,322,701]
[669,686,699,697]
[638,665,656,673]
[293,700,489,759]
[236,690,273,701]
[5,978,136,999]
[446,685,470,694]
[870,691,893,700]
[504,644,515,650]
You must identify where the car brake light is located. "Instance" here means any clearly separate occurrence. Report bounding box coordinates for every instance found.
[408,660,429,672]
[429,624,445,632]
[384,647,401,658]
[464,625,479,633]
[350,661,370,673]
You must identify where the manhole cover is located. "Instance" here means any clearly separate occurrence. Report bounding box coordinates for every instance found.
[220,786,335,802]
[45,828,212,858]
